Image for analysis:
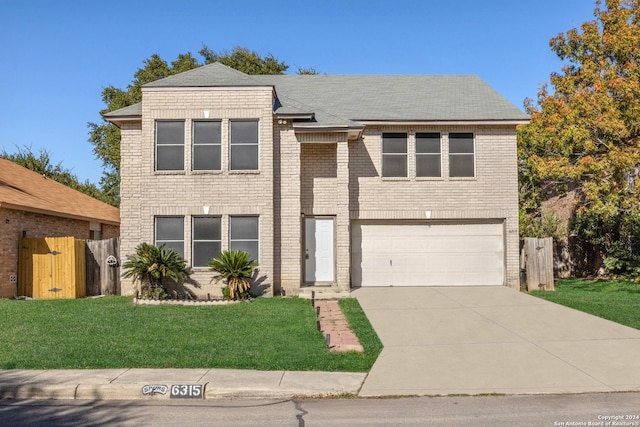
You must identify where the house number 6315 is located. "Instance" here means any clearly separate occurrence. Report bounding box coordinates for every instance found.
[170,384,203,399]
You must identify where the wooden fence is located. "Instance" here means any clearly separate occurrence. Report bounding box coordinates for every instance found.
[86,237,120,296]
[521,237,555,292]
[18,236,120,299]
[18,237,86,299]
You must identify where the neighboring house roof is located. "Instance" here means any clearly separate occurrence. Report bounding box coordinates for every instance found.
[0,158,120,225]
[104,62,528,127]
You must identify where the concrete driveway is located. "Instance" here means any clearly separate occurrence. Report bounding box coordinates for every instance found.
[352,286,640,396]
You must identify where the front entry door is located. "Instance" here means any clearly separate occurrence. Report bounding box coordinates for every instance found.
[304,218,334,283]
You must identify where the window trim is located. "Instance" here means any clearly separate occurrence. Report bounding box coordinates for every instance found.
[155,120,185,172]
[154,216,185,257]
[415,132,442,178]
[381,132,408,178]
[229,119,259,171]
[192,120,222,172]
[448,132,476,178]
[229,215,259,262]
[191,216,222,268]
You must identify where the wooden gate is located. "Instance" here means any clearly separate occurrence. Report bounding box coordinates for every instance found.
[86,237,120,295]
[522,237,555,292]
[18,237,86,299]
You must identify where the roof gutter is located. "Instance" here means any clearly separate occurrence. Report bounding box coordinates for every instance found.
[356,119,530,126]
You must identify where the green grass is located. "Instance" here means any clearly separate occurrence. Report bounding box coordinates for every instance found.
[0,297,382,371]
[532,278,640,330]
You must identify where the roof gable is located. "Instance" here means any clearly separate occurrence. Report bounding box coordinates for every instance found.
[143,62,271,88]
[0,159,119,225]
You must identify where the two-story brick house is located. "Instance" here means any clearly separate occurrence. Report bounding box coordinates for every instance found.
[105,62,528,298]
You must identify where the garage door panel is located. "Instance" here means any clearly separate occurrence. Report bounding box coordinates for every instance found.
[351,223,504,287]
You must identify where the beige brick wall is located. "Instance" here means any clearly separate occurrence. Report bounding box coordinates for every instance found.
[0,207,111,298]
[120,87,520,294]
[119,88,275,297]
[298,140,351,292]
[348,125,520,288]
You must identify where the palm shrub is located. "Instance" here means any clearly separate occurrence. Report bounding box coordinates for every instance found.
[208,250,257,300]
[122,243,190,297]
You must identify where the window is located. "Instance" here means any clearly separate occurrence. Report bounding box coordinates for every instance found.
[230,216,259,262]
[382,133,407,177]
[192,217,221,267]
[230,120,258,170]
[449,133,475,177]
[155,217,184,257]
[192,121,221,171]
[416,132,441,177]
[156,121,185,171]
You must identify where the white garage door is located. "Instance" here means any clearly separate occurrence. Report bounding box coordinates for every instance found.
[351,222,504,287]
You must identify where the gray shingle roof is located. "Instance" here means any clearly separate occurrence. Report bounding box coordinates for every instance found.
[144,62,268,88]
[103,103,141,118]
[256,74,527,122]
[104,62,528,125]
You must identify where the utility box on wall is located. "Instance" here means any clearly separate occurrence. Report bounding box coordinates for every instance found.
[18,236,86,299]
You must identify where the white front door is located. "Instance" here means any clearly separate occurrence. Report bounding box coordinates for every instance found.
[305,218,334,283]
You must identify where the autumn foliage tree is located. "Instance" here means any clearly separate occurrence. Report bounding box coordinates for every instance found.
[519,0,640,274]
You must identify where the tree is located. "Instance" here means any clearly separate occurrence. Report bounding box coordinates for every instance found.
[1,146,107,203]
[88,47,299,207]
[88,53,201,206]
[198,46,288,74]
[518,0,640,273]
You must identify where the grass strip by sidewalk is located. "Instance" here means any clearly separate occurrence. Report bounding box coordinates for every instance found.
[0,296,382,371]
[531,278,640,330]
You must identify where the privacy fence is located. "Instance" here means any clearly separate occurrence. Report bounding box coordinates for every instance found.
[18,237,120,299]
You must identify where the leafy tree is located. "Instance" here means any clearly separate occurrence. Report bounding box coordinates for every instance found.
[88,46,302,207]
[88,53,201,206]
[518,0,640,272]
[1,145,108,203]
[199,46,288,74]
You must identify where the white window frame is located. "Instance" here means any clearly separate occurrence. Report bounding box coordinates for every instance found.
[415,132,442,178]
[229,216,259,262]
[191,216,222,268]
[155,120,185,171]
[448,132,475,178]
[229,120,259,171]
[154,216,185,257]
[192,120,222,171]
[381,132,408,178]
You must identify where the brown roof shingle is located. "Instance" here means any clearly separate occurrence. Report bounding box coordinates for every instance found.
[0,158,119,225]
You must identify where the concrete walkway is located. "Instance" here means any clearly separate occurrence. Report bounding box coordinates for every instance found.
[353,286,640,396]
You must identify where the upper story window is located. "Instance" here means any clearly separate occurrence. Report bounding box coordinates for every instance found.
[449,132,475,177]
[416,132,441,177]
[230,120,259,170]
[192,217,221,267]
[192,121,221,171]
[155,121,185,171]
[155,216,184,258]
[382,133,407,177]
[230,216,259,262]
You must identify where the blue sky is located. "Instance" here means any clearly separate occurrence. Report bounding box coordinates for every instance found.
[1,0,596,184]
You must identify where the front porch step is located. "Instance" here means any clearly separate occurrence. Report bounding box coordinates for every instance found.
[298,287,351,300]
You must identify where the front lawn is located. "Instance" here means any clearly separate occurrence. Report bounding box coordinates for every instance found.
[0,297,382,371]
[531,278,640,330]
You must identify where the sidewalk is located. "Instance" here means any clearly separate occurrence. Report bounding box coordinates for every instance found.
[0,369,366,400]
